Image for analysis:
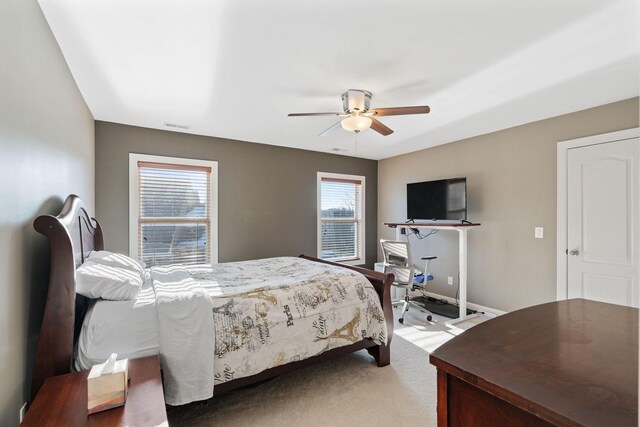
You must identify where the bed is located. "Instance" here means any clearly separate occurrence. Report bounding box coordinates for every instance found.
[31,194,394,404]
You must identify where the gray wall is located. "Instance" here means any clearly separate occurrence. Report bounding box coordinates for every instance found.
[0,0,94,424]
[378,98,639,312]
[95,122,378,267]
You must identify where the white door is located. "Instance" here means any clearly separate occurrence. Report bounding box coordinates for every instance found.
[567,137,639,307]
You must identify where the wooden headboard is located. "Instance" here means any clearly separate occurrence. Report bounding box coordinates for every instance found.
[31,194,104,399]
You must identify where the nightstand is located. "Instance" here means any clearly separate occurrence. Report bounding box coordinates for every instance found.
[22,355,167,426]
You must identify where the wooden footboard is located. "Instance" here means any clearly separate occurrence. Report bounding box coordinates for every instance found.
[212,256,394,397]
[298,255,394,367]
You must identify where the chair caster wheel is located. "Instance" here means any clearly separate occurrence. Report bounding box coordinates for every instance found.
[398,318,404,324]
[426,315,433,321]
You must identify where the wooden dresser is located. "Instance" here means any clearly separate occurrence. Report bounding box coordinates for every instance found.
[23,355,167,426]
[430,299,638,426]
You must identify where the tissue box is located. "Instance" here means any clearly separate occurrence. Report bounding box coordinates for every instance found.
[87,359,129,414]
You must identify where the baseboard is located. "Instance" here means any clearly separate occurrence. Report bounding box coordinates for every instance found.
[413,290,507,317]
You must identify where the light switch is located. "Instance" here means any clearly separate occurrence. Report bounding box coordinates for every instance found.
[535,227,544,239]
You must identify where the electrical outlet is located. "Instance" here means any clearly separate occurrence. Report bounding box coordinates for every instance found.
[447,276,454,285]
[19,402,27,423]
[535,227,544,239]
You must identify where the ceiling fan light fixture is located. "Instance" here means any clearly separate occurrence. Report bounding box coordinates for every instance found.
[341,115,372,132]
[289,89,429,137]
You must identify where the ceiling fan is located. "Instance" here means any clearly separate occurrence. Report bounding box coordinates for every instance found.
[288,89,430,136]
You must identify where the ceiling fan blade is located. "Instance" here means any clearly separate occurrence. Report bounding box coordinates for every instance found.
[288,112,345,117]
[319,121,343,137]
[370,117,394,136]
[369,105,430,116]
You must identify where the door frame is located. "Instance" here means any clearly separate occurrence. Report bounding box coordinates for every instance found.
[556,127,639,300]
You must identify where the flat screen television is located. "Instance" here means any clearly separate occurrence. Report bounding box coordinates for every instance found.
[407,177,467,221]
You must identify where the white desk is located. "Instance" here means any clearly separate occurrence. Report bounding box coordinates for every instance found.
[384,222,481,321]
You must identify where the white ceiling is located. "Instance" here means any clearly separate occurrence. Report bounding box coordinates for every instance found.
[39,0,639,160]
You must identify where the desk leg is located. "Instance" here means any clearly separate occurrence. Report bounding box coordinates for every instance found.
[436,369,449,426]
[458,229,467,321]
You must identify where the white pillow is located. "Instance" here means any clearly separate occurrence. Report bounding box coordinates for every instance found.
[76,262,143,300]
[86,251,145,280]
[76,251,145,300]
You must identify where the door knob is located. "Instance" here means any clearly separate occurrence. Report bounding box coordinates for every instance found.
[569,249,580,256]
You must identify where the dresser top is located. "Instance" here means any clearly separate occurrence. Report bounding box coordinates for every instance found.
[430,299,638,426]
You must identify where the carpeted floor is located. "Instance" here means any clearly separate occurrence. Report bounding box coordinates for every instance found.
[167,309,490,426]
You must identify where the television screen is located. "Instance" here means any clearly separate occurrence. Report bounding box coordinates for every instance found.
[407,178,467,221]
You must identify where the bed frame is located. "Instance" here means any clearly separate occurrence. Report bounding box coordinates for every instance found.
[31,194,394,401]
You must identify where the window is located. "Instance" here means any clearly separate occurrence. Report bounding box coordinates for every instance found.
[317,172,365,265]
[129,154,218,267]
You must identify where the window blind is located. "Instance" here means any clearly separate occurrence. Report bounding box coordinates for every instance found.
[137,161,211,267]
[319,177,363,262]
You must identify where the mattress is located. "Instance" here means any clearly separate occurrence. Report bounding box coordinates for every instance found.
[75,280,159,370]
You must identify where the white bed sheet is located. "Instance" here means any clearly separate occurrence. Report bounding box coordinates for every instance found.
[75,280,159,370]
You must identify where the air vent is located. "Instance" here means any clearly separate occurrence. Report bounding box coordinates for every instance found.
[164,122,190,130]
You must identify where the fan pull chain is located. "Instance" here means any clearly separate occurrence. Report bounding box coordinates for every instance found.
[355,132,358,157]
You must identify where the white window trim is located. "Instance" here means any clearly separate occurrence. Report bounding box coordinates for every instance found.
[317,171,366,266]
[129,153,219,264]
